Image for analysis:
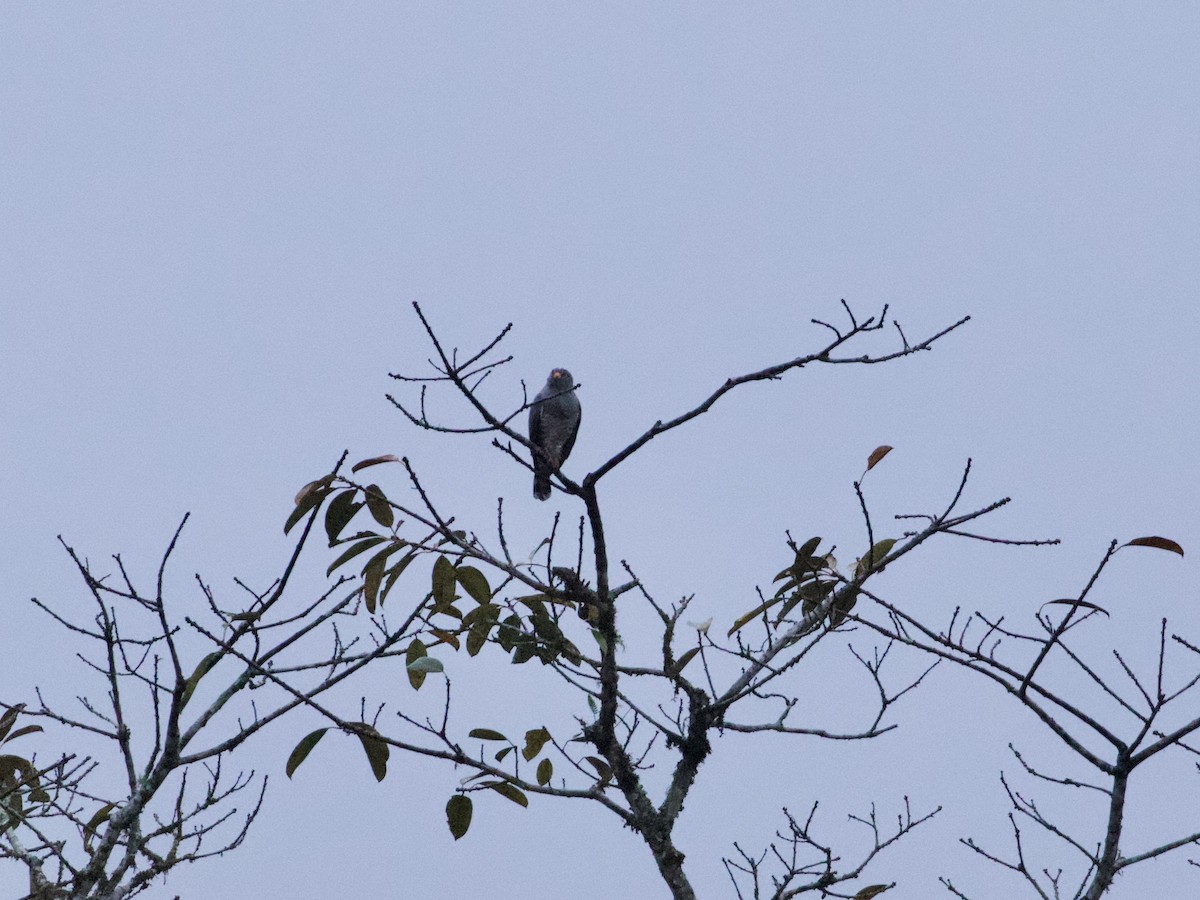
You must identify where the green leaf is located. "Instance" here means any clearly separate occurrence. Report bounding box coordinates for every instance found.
[363,484,394,529]
[29,781,49,804]
[446,794,473,840]
[496,614,523,652]
[361,539,408,579]
[456,566,492,603]
[352,454,399,473]
[326,535,387,577]
[792,580,834,619]
[796,535,822,558]
[728,595,783,637]
[511,643,536,665]
[855,538,897,577]
[854,886,892,900]
[179,652,222,710]
[516,594,552,614]
[466,603,500,656]
[774,536,823,582]
[83,802,117,852]
[486,781,529,807]
[560,640,583,667]
[529,614,566,660]
[1124,536,1185,557]
[536,758,553,786]
[0,754,45,804]
[363,555,386,613]
[354,725,389,782]
[865,445,894,472]
[828,586,860,628]
[468,728,509,742]
[406,656,444,674]
[406,639,429,690]
[522,727,551,762]
[286,476,333,534]
[431,556,458,605]
[325,489,362,544]
[495,746,513,763]
[286,728,329,778]
[432,602,463,621]
[670,646,701,676]
[584,756,612,783]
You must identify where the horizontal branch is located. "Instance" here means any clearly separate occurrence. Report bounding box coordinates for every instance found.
[587,312,969,485]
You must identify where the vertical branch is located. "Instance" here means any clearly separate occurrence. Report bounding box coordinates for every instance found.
[1084,764,1129,900]
[1018,541,1119,697]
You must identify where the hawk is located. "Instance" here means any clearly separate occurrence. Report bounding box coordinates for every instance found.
[528,368,581,501]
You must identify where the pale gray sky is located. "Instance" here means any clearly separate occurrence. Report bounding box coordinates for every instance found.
[3,5,1198,898]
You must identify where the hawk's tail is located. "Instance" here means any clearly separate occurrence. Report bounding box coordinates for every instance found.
[533,473,552,501]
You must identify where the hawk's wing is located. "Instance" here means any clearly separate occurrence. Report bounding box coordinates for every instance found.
[559,404,580,464]
[528,396,545,453]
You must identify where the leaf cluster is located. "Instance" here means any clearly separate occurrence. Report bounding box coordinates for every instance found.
[0,706,48,829]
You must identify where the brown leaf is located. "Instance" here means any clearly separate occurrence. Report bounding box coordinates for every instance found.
[1044,598,1110,617]
[428,628,462,651]
[865,445,893,472]
[1124,536,1184,557]
[0,705,25,743]
[352,454,400,473]
[3,725,42,744]
[285,477,333,535]
[293,475,334,507]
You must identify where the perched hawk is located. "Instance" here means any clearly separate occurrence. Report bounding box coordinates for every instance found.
[528,368,581,501]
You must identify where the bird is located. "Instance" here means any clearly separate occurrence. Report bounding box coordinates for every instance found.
[528,368,581,501]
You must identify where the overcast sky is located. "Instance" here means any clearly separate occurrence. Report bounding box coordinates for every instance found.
[2,5,1198,898]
